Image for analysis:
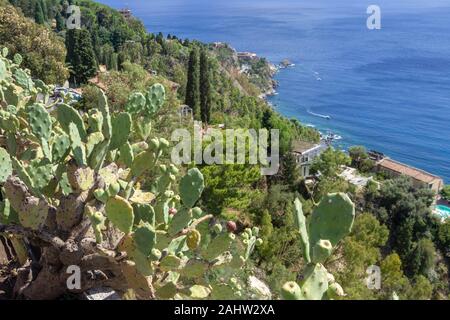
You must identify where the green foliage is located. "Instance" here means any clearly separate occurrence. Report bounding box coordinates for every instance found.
[333,213,389,299]
[440,185,450,201]
[0,5,68,83]
[348,145,375,173]
[311,147,351,178]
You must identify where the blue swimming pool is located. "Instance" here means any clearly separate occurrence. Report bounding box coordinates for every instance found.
[435,205,450,220]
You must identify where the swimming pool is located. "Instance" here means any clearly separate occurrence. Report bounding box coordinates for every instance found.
[435,205,450,220]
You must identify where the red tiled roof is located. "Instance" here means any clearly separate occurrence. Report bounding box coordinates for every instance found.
[378,158,442,184]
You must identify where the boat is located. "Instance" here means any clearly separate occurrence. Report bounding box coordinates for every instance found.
[307,108,331,120]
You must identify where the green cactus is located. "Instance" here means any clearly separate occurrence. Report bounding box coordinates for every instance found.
[69,122,87,166]
[57,104,87,141]
[86,132,105,157]
[87,109,104,133]
[119,142,134,167]
[203,232,235,261]
[145,83,165,115]
[105,196,134,234]
[52,134,71,163]
[309,193,355,248]
[27,103,52,141]
[293,198,311,263]
[133,222,157,256]
[110,112,132,150]
[0,147,12,183]
[125,92,147,115]
[281,193,355,300]
[168,207,192,236]
[179,168,204,208]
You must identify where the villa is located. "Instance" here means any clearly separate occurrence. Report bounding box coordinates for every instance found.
[119,8,132,19]
[291,141,327,177]
[376,158,444,194]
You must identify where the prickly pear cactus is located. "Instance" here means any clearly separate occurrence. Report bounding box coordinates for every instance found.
[0,53,260,300]
[282,193,355,300]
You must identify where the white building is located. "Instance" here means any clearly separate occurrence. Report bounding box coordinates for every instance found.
[291,141,327,177]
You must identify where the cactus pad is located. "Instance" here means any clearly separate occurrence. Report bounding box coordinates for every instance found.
[145,84,165,115]
[110,112,132,150]
[168,207,192,236]
[0,147,12,183]
[106,196,134,234]
[298,263,329,300]
[179,168,204,208]
[28,103,52,140]
[309,193,355,248]
[57,104,87,141]
[133,222,157,256]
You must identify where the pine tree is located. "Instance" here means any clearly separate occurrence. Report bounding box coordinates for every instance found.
[185,48,201,120]
[66,29,98,85]
[34,0,45,24]
[199,49,212,124]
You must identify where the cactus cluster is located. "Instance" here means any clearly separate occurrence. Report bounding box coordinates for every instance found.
[0,52,260,300]
[281,193,355,300]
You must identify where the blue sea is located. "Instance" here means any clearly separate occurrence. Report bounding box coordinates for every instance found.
[99,0,450,182]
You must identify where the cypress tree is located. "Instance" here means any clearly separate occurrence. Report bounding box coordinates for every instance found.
[66,29,98,85]
[199,49,212,124]
[40,0,48,21]
[34,1,45,24]
[185,48,201,120]
[55,12,65,31]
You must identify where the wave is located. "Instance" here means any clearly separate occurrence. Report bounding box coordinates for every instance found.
[306,108,331,120]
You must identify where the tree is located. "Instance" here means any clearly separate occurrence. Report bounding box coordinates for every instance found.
[438,220,450,253]
[441,185,450,201]
[380,253,411,299]
[185,48,201,120]
[335,213,389,300]
[34,0,45,24]
[408,238,436,277]
[310,148,351,177]
[279,152,299,190]
[348,145,375,173]
[408,275,432,300]
[0,5,69,84]
[66,28,98,85]
[200,49,212,124]
[55,11,65,31]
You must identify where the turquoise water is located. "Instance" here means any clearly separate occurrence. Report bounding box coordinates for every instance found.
[436,205,450,219]
[98,0,450,182]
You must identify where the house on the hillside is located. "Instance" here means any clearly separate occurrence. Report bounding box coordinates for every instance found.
[119,8,132,19]
[291,141,327,177]
[179,105,193,119]
[377,158,444,194]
